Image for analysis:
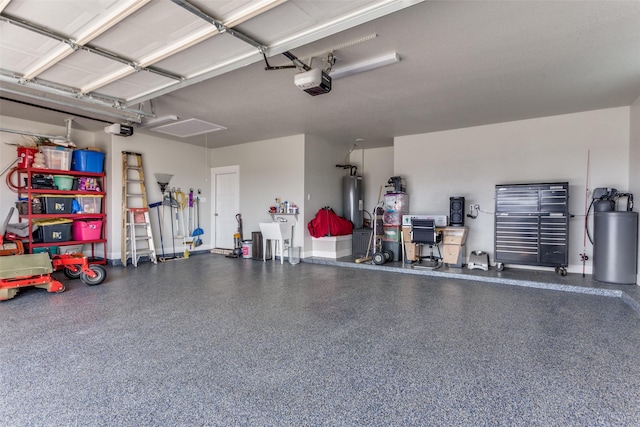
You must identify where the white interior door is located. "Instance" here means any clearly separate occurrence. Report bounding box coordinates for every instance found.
[212,166,239,249]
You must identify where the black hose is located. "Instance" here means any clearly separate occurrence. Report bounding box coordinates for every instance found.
[585,199,595,245]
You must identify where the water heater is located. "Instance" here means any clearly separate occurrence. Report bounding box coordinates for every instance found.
[343,175,363,229]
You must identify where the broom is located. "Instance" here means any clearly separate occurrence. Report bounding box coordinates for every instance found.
[355,185,383,263]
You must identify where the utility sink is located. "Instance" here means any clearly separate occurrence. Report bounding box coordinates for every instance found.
[259,222,294,264]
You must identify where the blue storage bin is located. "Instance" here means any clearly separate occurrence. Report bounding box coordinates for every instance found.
[72,149,105,173]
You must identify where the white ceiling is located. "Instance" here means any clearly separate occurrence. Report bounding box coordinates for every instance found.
[1,0,640,150]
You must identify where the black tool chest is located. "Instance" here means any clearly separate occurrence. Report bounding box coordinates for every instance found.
[494,182,569,273]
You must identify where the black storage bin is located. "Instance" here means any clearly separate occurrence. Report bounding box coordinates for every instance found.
[25,174,55,190]
[34,219,72,243]
[40,195,74,214]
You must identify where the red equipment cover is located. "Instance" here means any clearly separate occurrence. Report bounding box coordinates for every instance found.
[307,207,353,238]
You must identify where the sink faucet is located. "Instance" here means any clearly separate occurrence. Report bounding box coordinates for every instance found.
[276,217,287,222]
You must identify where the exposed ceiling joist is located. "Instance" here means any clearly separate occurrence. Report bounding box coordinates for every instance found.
[171,0,267,53]
[127,0,422,107]
[0,12,184,83]
[2,1,639,151]
[0,0,420,120]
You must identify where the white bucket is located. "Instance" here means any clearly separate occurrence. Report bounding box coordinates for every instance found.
[241,240,252,259]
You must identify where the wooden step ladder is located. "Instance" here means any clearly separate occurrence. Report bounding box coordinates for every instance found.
[121,151,157,267]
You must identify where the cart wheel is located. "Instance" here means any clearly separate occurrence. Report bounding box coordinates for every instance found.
[372,252,386,265]
[63,267,82,280]
[383,250,393,261]
[495,262,504,272]
[81,265,107,286]
[559,267,567,276]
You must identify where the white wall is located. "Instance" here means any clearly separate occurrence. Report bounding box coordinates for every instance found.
[630,96,640,284]
[0,116,95,241]
[349,147,394,221]
[0,117,209,262]
[303,134,346,255]
[104,132,209,261]
[211,134,305,253]
[2,106,637,278]
[394,107,631,274]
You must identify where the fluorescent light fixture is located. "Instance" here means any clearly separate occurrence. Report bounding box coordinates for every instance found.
[330,52,400,80]
[0,0,11,13]
[224,0,287,27]
[22,46,75,80]
[75,0,150,45]
[138,27,219,67]
[81,66,135,94]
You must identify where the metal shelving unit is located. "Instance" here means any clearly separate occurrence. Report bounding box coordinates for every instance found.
[16,167,107,265]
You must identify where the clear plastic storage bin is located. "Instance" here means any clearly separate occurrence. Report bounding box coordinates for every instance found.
[41,146,73,170]
[76,195,103,213]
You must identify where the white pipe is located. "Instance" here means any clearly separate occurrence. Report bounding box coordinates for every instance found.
[65,118,73,141]
[0,158,19,177]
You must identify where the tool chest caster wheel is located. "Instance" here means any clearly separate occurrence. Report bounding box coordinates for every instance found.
[495,262,504,272]
[555,266,567,276]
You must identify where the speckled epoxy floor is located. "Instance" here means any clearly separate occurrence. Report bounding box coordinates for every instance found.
[1,254,640,426]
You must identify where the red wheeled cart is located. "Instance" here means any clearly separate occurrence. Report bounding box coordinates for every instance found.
[0,239,106,301]
[51,252,107,285]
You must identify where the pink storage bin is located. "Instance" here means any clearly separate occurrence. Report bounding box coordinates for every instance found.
[72,220,103,241]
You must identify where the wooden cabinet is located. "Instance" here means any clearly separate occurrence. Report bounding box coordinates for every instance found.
[15,167,107,265]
